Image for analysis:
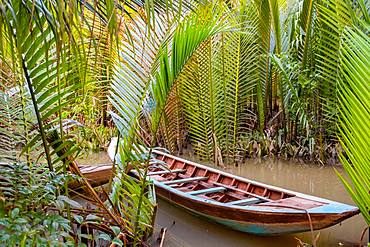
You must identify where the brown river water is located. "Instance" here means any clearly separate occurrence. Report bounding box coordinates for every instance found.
[79,153,368,247]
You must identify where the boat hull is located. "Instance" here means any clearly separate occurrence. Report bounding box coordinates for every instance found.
[154,183,358,235]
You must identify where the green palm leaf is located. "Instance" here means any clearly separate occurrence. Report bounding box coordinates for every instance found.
[336,26,370,225]
[0,86,21,162]
[0,0,90,171]
[316,0,353,138]
[109,2,232,240]
[179,39,216,160]
[177,3,260,162]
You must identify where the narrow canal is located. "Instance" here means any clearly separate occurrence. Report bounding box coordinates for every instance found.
[79,153,368,246]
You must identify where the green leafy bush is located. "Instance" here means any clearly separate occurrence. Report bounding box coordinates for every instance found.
[0,163,75,246]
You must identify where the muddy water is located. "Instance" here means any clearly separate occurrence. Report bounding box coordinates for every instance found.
[154,158,368,247]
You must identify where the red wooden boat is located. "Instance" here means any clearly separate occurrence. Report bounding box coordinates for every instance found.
[104,138,360,235]
[140,150,359,235]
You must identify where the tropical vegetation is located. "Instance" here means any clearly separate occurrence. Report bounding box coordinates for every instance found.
[0,0,369,245]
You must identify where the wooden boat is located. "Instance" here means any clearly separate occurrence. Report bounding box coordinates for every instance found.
[65,163,113,190]
[78,164,113,187]
[136,150,359,235]
[99,138,359,235]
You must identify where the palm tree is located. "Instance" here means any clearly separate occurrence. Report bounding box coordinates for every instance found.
[1,0,369,245]
[0,0,233,244]
[109,1,233,241]
[0,0,158,244]
[314,0,370,225]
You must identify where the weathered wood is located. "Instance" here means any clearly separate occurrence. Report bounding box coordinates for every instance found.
[71,164,113,189]
[213,182,272,202]
[105,142,360,236]
[144,149,360,235]
[163,176,208,185]
[225,197,261,206]
[147,169,186,176]
[187,187,226,196]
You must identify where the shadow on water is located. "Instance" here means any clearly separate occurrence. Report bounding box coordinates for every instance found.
[153,158,368,247]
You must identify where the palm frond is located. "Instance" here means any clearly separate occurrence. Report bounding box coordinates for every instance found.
[299,0,316,68]
[336,25,370,225]
[0,1,88,171]
[177,3,260,162]
[108,4,180,241]
[179,39,216,160]
[255,0,271,132]
[159,82,186,153]
[109,2,232,240]
[316,0,353,138]
[0,87,21,162]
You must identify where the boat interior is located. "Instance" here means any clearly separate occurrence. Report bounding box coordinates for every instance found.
[145,152,328,210]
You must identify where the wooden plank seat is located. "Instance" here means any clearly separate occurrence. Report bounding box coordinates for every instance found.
[164,176,208,185]
[148,169,186,176]
[225,197,262,206]
[213,182,272,202]
[187,187,226,196]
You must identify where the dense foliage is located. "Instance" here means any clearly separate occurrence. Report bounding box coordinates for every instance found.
[151,0,370,165]
[0,0,369,245]
[0,163,74,245]
[0,0,160,245]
